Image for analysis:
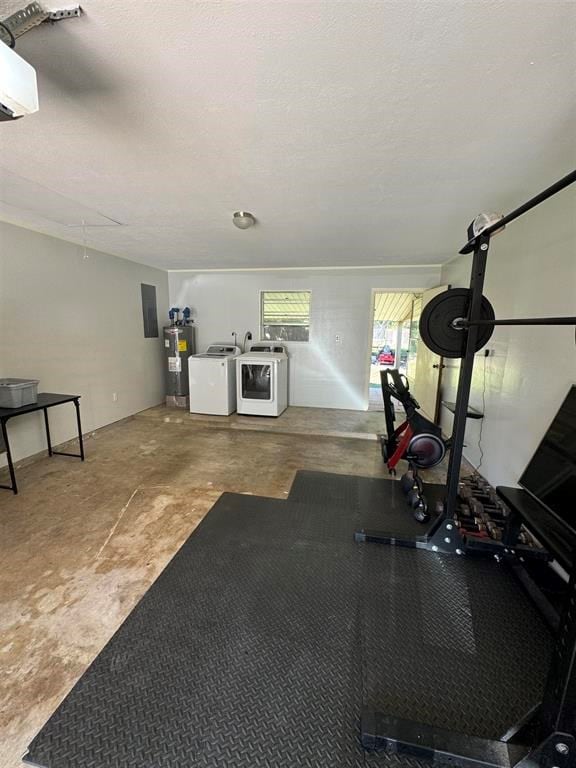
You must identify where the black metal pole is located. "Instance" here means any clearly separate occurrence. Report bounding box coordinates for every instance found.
[460,169,576,254]
[445,234,490,517]
[463,316,576,327]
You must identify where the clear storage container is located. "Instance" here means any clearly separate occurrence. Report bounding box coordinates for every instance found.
[0,379,39,408]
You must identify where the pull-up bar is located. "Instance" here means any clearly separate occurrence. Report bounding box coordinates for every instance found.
[459,168,576,254]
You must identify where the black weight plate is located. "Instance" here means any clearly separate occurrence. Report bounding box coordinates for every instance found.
[419,288,495,358]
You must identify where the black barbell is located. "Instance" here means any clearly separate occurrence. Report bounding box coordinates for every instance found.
[419,288,576,359]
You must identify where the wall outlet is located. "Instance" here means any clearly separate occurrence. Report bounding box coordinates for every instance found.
[112,392,118,402]
[335,334,342,344]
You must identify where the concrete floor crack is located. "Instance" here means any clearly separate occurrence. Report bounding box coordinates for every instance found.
[94,488,140,561]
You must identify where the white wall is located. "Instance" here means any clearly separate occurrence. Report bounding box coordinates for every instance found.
[0,222,169,465]
[440,186,576,487]
[169,267,442,410]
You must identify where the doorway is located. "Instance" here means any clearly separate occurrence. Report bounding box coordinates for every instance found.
[411,285,449,420]
[368,292,422,411]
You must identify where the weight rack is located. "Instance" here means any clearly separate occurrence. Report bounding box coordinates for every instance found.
[358,169,576,767]
[355,475,549,562]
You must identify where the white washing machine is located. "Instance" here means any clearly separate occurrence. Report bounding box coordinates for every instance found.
[189,344,242,415]
[236,342,289,417]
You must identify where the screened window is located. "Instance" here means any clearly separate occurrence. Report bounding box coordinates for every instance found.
[261,291,311,342]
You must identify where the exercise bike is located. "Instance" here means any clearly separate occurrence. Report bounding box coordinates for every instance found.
[379,368,448,522]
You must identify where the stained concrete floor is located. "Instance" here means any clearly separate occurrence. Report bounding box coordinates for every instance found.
[139,402,386,439]
[0,404,447,767]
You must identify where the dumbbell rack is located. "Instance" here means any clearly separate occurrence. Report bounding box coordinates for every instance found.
[356,475,549,565]
[454,475,546,549]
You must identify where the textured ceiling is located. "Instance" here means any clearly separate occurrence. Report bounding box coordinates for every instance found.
[0,0,575,270]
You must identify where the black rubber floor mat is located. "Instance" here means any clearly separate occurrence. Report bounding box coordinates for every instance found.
[361,545,553,741]
[25,488,553,768]
[288,470,444,536]
[25,494,369,768]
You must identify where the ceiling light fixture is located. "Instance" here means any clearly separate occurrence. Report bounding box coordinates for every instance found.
[233,211,256,229]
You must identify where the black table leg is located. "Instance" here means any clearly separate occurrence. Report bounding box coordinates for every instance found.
[74,399,85,461]
[43,408,53,456]
[51,400,85,460]
[0,419,17,494]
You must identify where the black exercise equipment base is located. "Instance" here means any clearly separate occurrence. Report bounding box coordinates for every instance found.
[361,711,526,767]
[361,712,575,768]
[355,483,549,562]
[0,393,84,494]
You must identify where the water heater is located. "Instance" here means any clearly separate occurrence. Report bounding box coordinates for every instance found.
[163,322,195,407]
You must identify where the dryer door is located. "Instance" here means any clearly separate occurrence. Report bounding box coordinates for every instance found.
[240,362,272,401]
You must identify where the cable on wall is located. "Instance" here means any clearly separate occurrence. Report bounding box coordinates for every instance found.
[473,353,488,477]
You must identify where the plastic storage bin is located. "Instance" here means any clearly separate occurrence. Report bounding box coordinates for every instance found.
[0,379,39,408]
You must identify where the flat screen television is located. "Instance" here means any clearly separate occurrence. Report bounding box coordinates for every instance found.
[519,385,576,529]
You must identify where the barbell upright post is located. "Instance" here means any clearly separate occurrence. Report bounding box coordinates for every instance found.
[444,234,491,518]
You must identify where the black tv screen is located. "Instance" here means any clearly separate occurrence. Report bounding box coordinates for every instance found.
[519,385,576,528]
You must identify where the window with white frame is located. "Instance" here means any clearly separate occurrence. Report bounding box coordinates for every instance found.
[261,291,311,342]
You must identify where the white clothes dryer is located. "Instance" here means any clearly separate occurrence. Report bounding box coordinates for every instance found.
[236,342,289,417]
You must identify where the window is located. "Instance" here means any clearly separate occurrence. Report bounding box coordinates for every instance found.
[261,291,311,342]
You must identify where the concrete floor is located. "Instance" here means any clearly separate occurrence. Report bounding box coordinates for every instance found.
[139,402,385,438]
[0,404,446,767]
